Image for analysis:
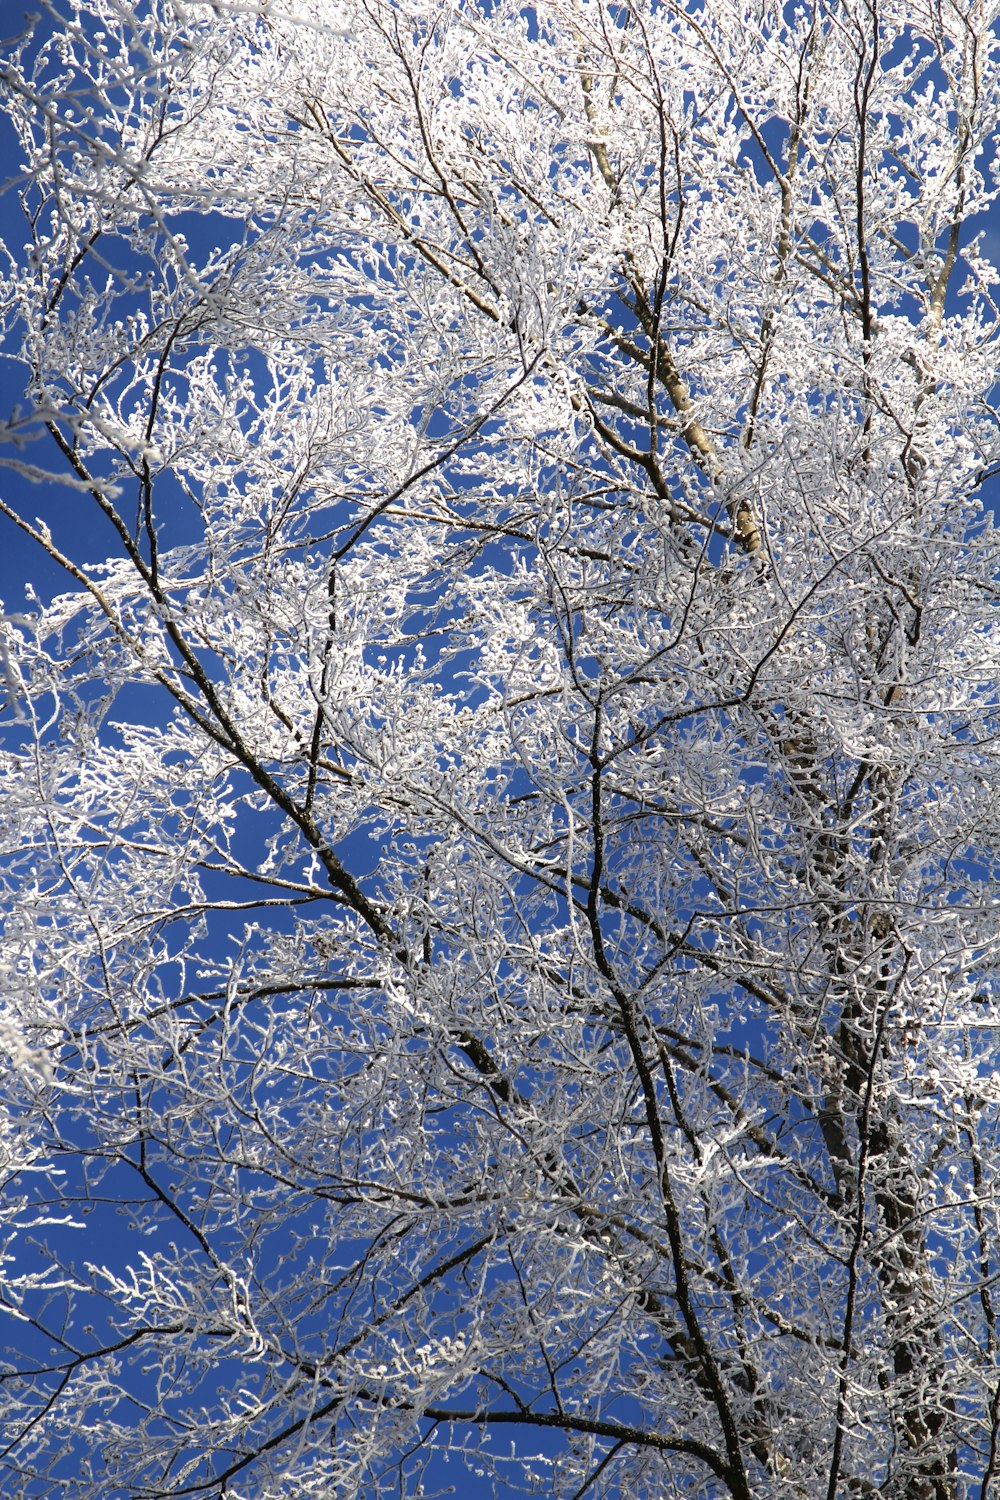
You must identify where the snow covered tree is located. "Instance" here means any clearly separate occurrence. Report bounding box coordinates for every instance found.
[1,0,999,1495]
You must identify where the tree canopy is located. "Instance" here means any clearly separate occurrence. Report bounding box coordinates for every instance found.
[1,0,999,1496]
